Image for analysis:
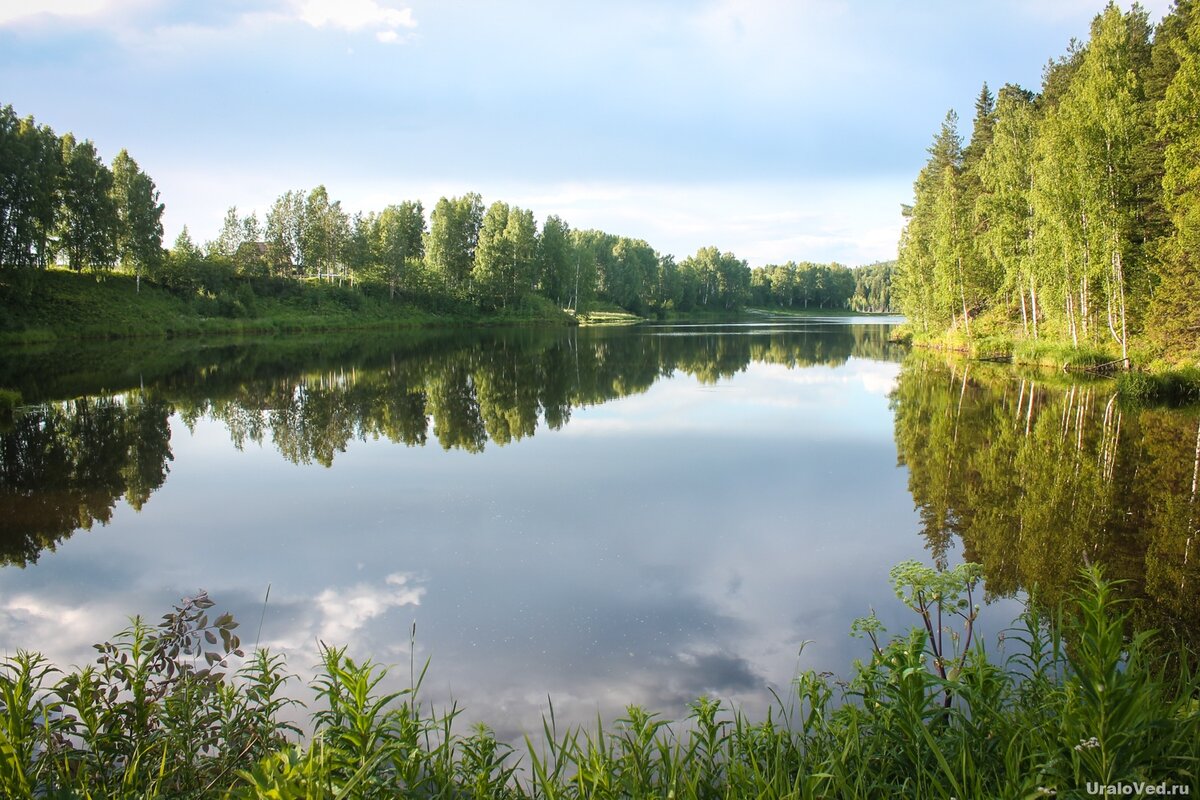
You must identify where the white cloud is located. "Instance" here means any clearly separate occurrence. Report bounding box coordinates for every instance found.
[295,0,416,41]
[0,593,133,670]
[314,572,424,643]
[860,368,900,396]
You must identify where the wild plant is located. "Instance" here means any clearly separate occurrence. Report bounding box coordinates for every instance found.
[0,564,1194,799]
[1042,568,1200,791]
[0,650,64,795]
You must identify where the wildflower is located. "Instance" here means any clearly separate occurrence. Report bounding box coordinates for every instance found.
[1073,736,1100,751]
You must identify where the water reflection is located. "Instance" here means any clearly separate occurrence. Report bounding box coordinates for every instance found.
[0,321,921,739]
[891,354,1200,642]
[1,323,902,564]
[5,326,1198,739]
[0,394,172,565]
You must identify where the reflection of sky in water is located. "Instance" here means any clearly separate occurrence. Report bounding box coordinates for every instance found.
[0,344,1020,742]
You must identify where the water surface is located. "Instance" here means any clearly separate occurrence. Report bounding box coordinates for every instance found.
[2,320,1195,739]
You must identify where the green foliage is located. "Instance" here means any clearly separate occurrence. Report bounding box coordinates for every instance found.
[111,149,165,281]
[1117,367,1200,405]
[58,133,119,273]
[359,200,425,298]
[749,260,859,311]
[536,214,574,307]
[672,245,750,312]
[0,104,61,276]
[851,260,896,312]
[0,266,576,345]
[1150,5,1200,359]
[4,96,799,325]
[899,4,1199,366]
[425,193,483,293]
[474,201,538,310]
[0,567,1195,798]
[896,109,965,334]
[299,186,350,283]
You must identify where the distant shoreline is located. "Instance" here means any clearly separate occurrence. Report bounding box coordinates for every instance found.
[0,270,899,347]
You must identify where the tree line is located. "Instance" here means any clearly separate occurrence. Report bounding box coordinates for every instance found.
[199,195,895,314]
[2,101,895,317]
[749,260,894,312]
[894,2,1200,361]
[0,105,164,289]
[189,188,762,314]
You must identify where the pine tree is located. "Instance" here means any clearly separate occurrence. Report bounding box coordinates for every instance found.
[977,85,1039,336]
[1150,4,1200,354]
[895,110,963,332]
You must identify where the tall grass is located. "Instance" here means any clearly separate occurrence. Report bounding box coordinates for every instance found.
[1117,367,1200,405]
[0,566,1195,798]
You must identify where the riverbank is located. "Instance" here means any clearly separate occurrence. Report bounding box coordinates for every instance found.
[0,270,577,345]
[0,566,1192,798]
[0,269,910,346]
[892,325,1200,405]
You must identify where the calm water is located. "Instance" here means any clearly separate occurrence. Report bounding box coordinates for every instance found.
[1,320,1196,740]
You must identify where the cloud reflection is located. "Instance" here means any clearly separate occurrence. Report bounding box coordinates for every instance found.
[314,572,423,643]
[0,324,930,746]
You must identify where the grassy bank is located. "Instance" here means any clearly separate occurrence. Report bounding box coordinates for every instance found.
[893,325,1200,406]
[0,270,575,345]
[1,564,1195,798]
[0,270,903,345]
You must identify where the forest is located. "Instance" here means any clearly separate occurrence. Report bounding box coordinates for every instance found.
[895,2,1200,365]
[0,105,894,326]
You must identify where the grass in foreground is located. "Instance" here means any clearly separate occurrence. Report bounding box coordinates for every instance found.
[0,565,1196,798]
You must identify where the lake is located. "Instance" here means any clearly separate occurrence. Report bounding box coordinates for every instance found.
[1,319,1196,742]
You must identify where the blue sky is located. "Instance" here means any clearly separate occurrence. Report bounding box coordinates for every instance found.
[0,0,1173,266]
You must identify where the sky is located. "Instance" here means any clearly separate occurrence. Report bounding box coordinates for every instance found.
[0,0,1175,267]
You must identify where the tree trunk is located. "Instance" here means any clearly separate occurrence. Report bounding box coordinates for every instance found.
[1030,274,1039,340]
[1115,248,1129,368]
[958,256,970,338]
[1067,293,1079,347]
[1080,276,1089,340]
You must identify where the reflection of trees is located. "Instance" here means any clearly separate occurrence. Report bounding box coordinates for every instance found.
[0,393,173,565]
[0,322,902,562]
[892,353,1200,642]
[171,324,904,464]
